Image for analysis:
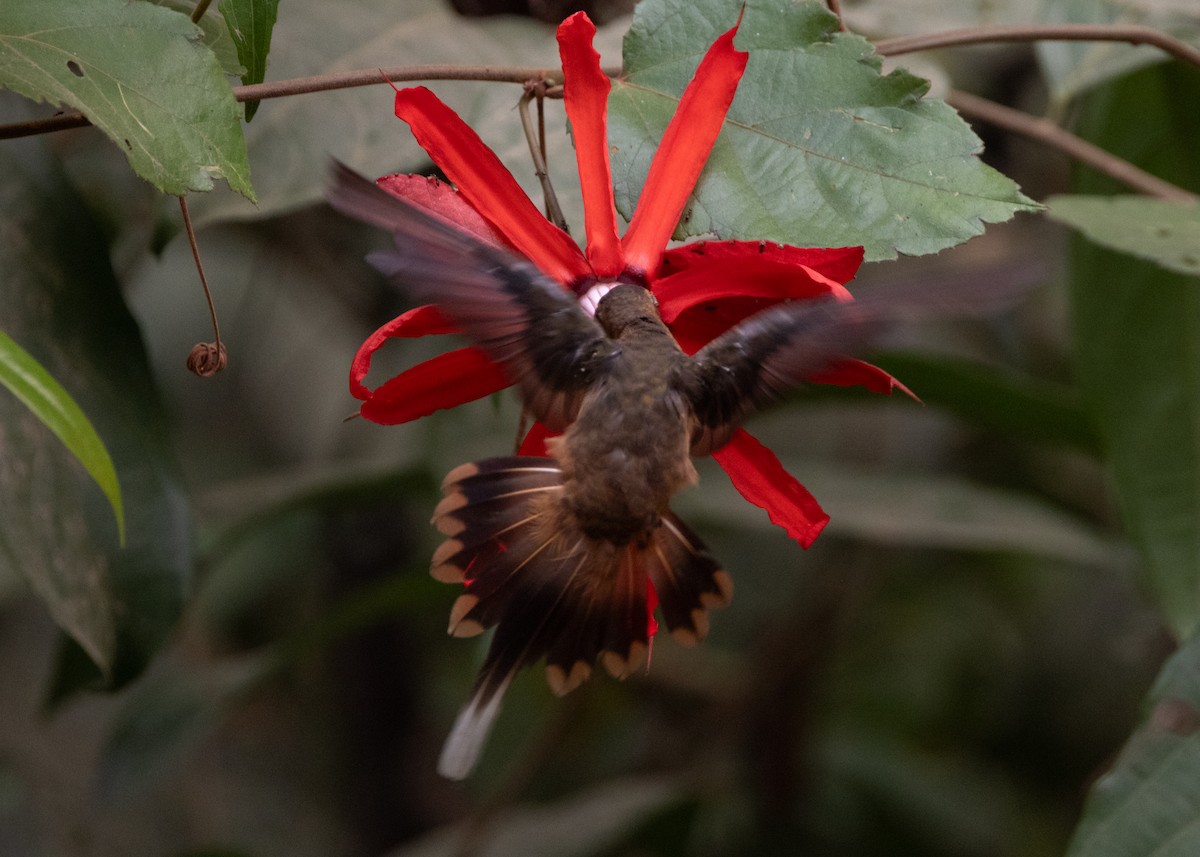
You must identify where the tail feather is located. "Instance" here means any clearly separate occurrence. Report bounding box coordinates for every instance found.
[646,513,732,646]
[599,547,652,678]
[430,457,731,778]
[437,670,513,780]
[433,457,562,542]
[542,543,651,688]
[431,456,563,609]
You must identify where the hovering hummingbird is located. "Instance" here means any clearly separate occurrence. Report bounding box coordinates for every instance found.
[328,161,1021,779]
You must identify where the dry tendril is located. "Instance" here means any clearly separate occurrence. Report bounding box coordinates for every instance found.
[186,341,227,376]
[178,196,227,377]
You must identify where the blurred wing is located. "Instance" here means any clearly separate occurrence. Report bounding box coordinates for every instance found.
[327,161,615,430]
[683,275,1028,455]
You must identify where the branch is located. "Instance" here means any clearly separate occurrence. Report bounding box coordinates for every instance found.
[4,21,1198,141]
[191,0,213,25]
[0,64,564,141]
[876,24,1200,68]
[239,62,562,100]
[824,0,847,32]
[946,89,1199,203]
[3,22,1197,205]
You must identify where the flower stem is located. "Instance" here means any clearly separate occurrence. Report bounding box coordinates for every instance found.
[518,81,569,232]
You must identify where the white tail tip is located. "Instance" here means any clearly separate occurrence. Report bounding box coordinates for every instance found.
[437,673,514,780]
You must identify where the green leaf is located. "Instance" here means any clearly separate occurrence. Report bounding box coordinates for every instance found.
[1047,195,1200,277]
[608,0,1038,262]
[158,0,246,78]
[0,331,124,545]
[0,134,192,688]
[1068,63,1200,639]
[1066,631,1200,857]
[219,0,280,121]
[0,0,253,199]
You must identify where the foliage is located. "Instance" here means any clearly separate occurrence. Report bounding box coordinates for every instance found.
[0,0,252,198]
[220,0,280,120]
[1035,0,1200,104]
[0,136,191,691]
[1066,631,1200,857]
[0,0,1198,855]
[1047,195,1200,277]
[0,330,125,546]
[187,0,610,228]
[1067,61,1200,640]
[610,0,1038,260]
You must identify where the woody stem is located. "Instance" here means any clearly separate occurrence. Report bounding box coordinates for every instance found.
[947,90,1198,203]
[518,82,569,232]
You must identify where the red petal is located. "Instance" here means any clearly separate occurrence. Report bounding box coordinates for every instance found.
[807,358,917,399]
[620,22,748,276]
[666,325,709,357]
[376,173,505,247]
[359,346,510,425]
[558,13,623,277]
[665,299,770,355]
[518,422,554,456]
[350,305,459,400]
[646,578,659,639]
[712,429,829,548]
[394,87,590,284]
[660,264,854,356]
[662,241,864,285]
[654,258,853,325]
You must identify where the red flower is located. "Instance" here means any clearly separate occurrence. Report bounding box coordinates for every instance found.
[350,12,906,551]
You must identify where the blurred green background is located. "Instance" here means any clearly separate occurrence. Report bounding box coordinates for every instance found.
[3,0,1198,855]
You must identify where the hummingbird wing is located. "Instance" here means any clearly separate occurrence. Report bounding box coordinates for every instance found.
[682,276,1026,455]
[327,161,617,431]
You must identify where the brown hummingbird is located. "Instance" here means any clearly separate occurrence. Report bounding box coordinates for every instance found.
[328,161,1022,778]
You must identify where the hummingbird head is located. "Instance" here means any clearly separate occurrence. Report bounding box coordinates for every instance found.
[594,284,661,339]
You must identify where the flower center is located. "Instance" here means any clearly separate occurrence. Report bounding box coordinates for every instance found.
[578,273,651,318]
[579,280,619,317]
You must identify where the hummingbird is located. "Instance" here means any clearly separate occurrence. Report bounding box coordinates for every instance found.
[328,161,1021,779]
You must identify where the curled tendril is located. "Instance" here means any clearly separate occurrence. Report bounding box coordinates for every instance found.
[187,341,227,377]
[179,196,226,378]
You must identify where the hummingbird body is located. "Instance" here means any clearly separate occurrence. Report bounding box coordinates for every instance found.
[557,285,698,544]
[327,161,1024,779]
[427,283,730,777]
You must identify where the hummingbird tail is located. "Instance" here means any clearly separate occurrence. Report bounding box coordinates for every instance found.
[644,511,734,647]
[430,456,731,778]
